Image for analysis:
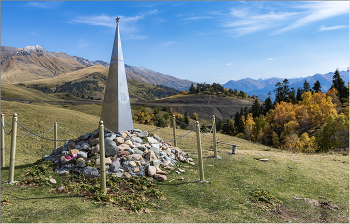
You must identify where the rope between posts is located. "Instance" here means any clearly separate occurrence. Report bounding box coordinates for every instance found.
[15,121,79,142]
[200,120,215,136]
[58,126,84,135]
[18,126,54,137]
[1,119,12,135]
[159,128,196,144]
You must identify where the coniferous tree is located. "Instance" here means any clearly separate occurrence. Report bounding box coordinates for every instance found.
[251,99,261,118]
[296,87,303,101]
[288,87,296,103]
[243,107,249,118]
[331,69,349,101]
[189,83,196,94]
[312,80,322,93]
[303,79,312,93]
[234,111,241,127]
[274,79,290,103]
[262,93,274,115]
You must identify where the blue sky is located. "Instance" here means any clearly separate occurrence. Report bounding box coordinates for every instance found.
[1,1,349,84]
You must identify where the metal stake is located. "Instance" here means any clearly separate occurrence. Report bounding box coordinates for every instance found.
[9,113,17,183]
[1,114,5,168]
[99,120,106,194]
[196,121,204,182]
[173,115,177,147]
[54,122,58,150]
[212,115,217,158]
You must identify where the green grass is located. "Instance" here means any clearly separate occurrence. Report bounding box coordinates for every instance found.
[1,100,349,223]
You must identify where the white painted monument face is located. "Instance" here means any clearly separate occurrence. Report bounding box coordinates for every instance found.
[101,17,134,133]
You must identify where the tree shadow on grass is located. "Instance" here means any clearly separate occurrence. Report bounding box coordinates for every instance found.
[156,180,204,186]
[10,194,84,201]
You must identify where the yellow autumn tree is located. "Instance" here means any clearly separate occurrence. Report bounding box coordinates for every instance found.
[280,121,299,151]
[300,91,337,129]
[297,133,316,153]
[244,113,255,140]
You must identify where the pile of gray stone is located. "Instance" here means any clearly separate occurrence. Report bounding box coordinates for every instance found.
[42,129,195,181]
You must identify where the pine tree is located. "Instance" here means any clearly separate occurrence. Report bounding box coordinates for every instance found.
[262,92,274,115]
[296,87,303,101]
[303,79,312,93]
[234,111,241,127]
[331,69,349,101]
[251,99,261,118]
[189,83,196,94]
[312,80,322,93]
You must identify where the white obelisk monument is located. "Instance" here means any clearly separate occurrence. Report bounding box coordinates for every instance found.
[101,17,134,133]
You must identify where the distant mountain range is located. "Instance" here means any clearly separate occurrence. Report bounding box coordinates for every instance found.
[223,71,349,101]
[1,45,348,101]
[0,45,195,91]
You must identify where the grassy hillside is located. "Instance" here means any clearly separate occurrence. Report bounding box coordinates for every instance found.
[1,100,348,223]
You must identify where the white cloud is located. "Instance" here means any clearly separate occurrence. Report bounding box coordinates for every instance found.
[163,41,176,46]
[27,1,63,9]
[268,58,274,61]
[223,7,299,36]
[183,16,215,21]
[318,25,348,31]
[227,63,233,65]
[31,31,38,36]
[273,2,349,34]
[71,13,149,40]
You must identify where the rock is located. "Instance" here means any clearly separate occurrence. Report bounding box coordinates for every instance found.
[133,148,144,156]
[151,144,160,150]
[118,144,130,151]
[59,170,69,176]
[144,151,157,162]
[95,158,100,167]
[162,145,168,150]
[147,137,158,144]
[178,168,185,173]
[105,157,112,165]
[89,138,99,146]
[105,138,119,157]
[77,151,87,159]
[57,186,64,191]
[121,132,128,138]
[153,134,162,142]
[149,147,160,156]
[82,132,90,140]
[154,174,167,181]
[178,177,184,180]
[164,166,175,170]
[49,179,57,184]
[129,161,137,167]
[128,154,143,161]
[117,151,130,157]
[156,170,167,175]
[166,149,172,156]
[259,158,269,162]
[138,145,146,151]
[123,166,129,172]
[135,161,141,167]
[133,129,142,133]
[127,148,135,154]
[137,131,148,138]
[77,160,85,168]
[112,172,123,178]
[83,166,99,178]
[124,140,135,148]
[134,168,140,173]
[148,166,156,177]
[189,162,195,166]
[60,156,69,165]
[91,145,99,154]
[153,159,161,167]
[124,172,131,178]
[114,137,124,145]
[109,158,121,172]
[186,158,193,162]
[69,149,79,157]
[131,137,143,144]
[68,142,75,150]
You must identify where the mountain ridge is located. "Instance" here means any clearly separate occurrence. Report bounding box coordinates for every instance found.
[1,45,195,91]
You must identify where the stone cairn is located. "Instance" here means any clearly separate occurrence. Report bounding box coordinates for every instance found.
[42,129,195,181]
